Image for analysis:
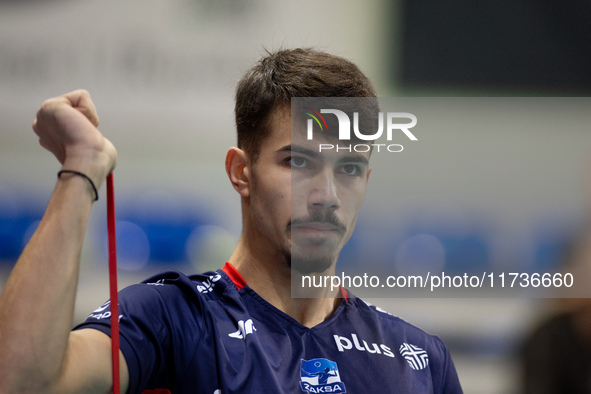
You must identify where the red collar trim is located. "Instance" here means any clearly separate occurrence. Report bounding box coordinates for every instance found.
[221,262,349,302]
[339,285,349,302]
[222,262,247,290]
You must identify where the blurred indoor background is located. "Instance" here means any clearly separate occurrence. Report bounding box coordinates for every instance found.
[1,1,591,392]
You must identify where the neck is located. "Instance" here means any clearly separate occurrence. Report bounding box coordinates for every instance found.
[228,237,342,328]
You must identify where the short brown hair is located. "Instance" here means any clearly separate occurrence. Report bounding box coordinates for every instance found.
[234,48,377,161]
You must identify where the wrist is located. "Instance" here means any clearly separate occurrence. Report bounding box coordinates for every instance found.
[61,141,117,192]
[57,170,99,202]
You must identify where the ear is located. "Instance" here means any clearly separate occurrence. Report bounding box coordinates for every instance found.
[225,147,251,198]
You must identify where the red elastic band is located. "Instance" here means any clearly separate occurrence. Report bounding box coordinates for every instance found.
[107,173,120,394]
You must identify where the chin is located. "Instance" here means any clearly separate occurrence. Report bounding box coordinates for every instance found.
[289,254,334,275]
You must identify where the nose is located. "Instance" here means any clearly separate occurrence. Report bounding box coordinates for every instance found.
[308,167,341,211]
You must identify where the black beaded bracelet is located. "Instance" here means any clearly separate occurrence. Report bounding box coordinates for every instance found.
[57,170,99,202]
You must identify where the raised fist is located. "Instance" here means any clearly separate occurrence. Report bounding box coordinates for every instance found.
[33,89,117,188]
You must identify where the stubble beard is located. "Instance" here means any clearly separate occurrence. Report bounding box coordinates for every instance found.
[286,211,347,275]
[286,246,335,275]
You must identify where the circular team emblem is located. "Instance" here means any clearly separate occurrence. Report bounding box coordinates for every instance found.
[399,343,429,371]
[299,358,347,393]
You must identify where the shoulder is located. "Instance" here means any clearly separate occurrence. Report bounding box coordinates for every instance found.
[109,268,238,325]
[127,268,232,298]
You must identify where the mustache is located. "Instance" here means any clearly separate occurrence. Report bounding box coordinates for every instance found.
[289,211,347,233]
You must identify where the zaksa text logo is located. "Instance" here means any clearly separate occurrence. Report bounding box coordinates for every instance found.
[304,108,418,153]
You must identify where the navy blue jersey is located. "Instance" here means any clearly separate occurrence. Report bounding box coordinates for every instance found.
[75,263,463,393]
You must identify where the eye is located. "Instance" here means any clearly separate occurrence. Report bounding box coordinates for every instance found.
[289,156,308,168]
[339,164,361,176]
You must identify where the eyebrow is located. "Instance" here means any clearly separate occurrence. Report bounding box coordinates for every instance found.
[278,144,370,165]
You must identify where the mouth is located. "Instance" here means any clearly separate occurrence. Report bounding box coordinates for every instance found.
[291,222,341,232]
[289,213,347,238]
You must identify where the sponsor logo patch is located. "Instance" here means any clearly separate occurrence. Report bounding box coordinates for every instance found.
[399,343,429,370]
[333,333,395,358]
[197,273,222,293]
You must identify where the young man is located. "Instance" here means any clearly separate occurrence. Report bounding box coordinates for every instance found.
[0,48,463,393]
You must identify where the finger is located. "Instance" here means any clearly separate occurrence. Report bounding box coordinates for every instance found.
[64,89,100,127]
[32,117,48,139]
[76,106,100,127]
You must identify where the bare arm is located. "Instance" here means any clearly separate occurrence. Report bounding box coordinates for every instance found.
[0,90,128,393]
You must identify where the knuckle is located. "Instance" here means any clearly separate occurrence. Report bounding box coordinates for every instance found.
[76,88,90,98]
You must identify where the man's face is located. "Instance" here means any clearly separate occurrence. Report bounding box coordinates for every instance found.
[249,107,371,274]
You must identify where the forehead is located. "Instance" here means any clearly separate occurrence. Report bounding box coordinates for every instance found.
[262,106,372,162]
